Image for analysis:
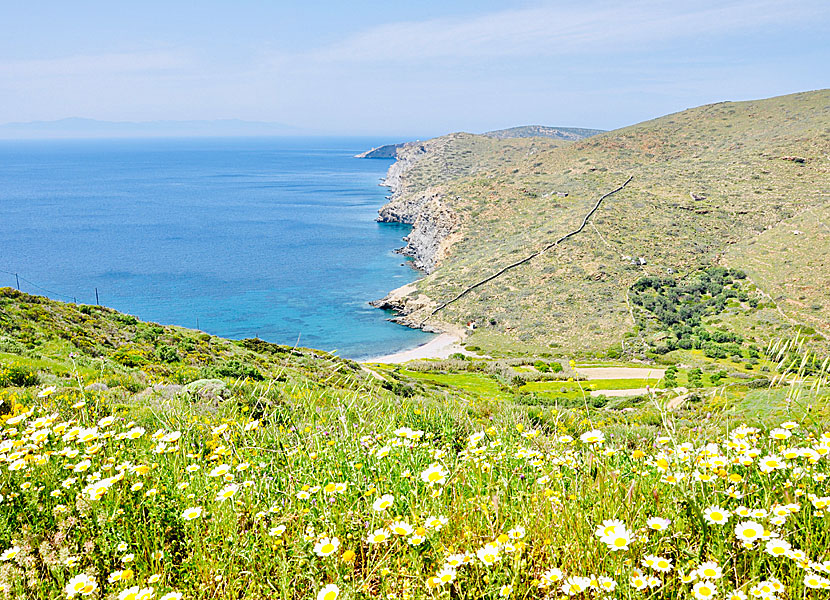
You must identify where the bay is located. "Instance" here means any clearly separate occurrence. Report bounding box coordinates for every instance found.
[0,137,432,358]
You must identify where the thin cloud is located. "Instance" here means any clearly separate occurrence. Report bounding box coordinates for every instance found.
[306,0,827,63]
[0,50,191,79]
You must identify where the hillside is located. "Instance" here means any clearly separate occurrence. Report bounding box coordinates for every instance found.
[373,90,830,357]
[1,288,829,599]
[482,125,604,140]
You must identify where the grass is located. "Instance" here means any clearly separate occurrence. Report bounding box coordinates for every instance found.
[2,290,830,599]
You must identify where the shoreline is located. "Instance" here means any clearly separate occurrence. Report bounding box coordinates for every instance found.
[360,332,475,364]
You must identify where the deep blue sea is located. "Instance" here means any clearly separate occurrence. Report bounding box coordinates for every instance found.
[0,137,433,358]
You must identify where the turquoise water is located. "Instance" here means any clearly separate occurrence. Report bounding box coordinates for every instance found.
[0,137,432,358]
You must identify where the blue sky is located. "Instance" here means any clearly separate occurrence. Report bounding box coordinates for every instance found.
[0,0,827,136]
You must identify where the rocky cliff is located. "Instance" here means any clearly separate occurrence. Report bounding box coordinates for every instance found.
[375,142,460,274]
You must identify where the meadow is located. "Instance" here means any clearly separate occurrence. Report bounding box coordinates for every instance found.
[1,289,829,599]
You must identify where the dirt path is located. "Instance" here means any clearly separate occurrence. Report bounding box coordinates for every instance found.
[576,367,666,380]
[589,387,659,397]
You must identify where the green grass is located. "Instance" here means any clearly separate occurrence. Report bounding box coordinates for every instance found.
[1,291,829,599]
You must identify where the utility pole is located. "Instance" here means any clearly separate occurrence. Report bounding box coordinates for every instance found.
[95,288,99,305]
[15,274,19,290]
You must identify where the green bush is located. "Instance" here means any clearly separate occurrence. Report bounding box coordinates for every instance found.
[0,364,38,387]
[157,345,181,364]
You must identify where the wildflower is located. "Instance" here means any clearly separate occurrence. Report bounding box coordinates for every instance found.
[562,576,591,595]
[580,429,605,444]
[643,555,673,572]
[508,525,526,539]
[444,554,466,568]
[314,537,340,557]
[372,494,394,511]
[366,528,390,544]
[66,574,97,597]
[389,521,414,536]
[316,584,339,600]
[703,506,731,525]
[215,483,239,502]
[539,567,564,588]
[764,539,791,557]
[424,515,448,530]
[594,519,625,538]
[804,573,830,589]
[725,591,748,600]
[435,566,457,585]
[499,584,513,597]
[734,521,764,544]
[642,516,669,532]
[208,464,230,478]
[696,562,723,580]
[181,507,203,521]
[692,581,718,600]
[630,573,648,590]
[420,463,449,485]
[601,527,632,551]
[118,587,154,600]
[468,431,486,445]
[598,577,617,592]
[0,546,20,561]
[476,543,501,566]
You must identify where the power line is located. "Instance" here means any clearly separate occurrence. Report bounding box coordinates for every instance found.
[0,269,81,303]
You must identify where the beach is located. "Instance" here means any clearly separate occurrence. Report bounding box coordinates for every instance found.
[361,332,476,363]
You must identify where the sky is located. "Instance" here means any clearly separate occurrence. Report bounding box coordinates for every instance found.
[0,0,827,137]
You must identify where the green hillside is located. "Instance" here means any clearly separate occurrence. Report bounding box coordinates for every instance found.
[381,90,830,358]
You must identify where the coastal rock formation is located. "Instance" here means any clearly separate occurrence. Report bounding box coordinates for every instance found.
[375,141,460,275]
[370,282,465,336]
[378,191,459,273]
[354,143,407,159]
[379,142,428,196]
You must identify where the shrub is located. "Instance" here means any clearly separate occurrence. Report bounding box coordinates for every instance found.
[0,364,38,387]
[157,345,181,364]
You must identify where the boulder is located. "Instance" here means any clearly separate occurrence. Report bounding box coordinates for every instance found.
[84,382,109,392]
[182,379,229,400]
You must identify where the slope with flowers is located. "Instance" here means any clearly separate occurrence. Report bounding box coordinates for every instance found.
[1,290,830,599]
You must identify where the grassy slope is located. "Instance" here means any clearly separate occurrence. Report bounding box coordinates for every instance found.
[388,90,830,355]
[1,291,829,599]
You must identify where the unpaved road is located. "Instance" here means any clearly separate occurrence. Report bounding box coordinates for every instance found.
[576,367,666,380]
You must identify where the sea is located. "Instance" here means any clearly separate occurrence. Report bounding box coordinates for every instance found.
[0,137,434,359]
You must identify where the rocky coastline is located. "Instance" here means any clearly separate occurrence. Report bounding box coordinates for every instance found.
[365,142,463,334]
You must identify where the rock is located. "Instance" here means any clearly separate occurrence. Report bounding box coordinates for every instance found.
[182,379,229,400]
[133,383,183,402]
[84,382,109,392]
